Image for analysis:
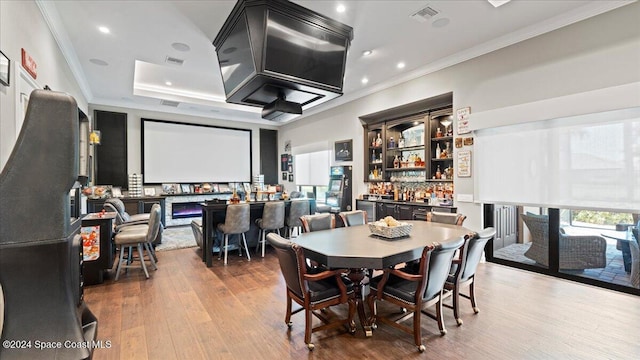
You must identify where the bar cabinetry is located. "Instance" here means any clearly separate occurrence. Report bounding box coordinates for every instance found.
[362,107,453,184]
[357,199,456,221]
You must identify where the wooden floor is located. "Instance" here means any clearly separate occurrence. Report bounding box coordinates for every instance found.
[84,247,640,360]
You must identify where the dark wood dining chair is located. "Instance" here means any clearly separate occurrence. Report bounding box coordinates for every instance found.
[367,236,465,352]
[426,211,467,226]
[443,227,496,325]
[266,233,356,350]
[300,213,335,233]
[338,210,367,227]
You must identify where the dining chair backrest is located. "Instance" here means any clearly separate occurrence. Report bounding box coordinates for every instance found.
[267,233,305,299]
[287,200,310,228]
[459,228,496,283]
[421,237,465,302]
[221,203,251,234]
[300,213,335,233]
[260,201,285,230]
[426,211,466,226]
[339,210,367,227]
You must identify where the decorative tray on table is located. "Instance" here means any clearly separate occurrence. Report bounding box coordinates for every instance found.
[368,217,413,239]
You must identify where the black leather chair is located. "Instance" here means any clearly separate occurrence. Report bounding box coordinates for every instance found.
[338,210,367,227]
[300,213,335,233]
[426,211,467,226]
[443,228,496,325]
[267,233,356,350]
[367,237,465,352]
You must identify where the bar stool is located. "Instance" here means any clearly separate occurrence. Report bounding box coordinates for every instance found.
[255,201,285,257]
[286,200,309,238]
[217,203,251,265]
[114,204,161,280]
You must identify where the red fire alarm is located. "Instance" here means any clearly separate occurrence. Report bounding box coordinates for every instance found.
[21,48,37,80]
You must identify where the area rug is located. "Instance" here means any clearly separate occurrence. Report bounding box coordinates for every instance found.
[156,225,197,252]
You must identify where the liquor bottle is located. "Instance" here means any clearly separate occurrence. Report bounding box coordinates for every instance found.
[389,136,395,148]
[436,127,443,138]
[435,165,442,179]
[371,149,376,162]
[393,155,399,169]
[398,136,405,148]
[435,143,441,159]
[375,133,383,147]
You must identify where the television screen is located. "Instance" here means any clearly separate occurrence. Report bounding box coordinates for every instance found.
[329,179,342,192]
[264,10,348,90]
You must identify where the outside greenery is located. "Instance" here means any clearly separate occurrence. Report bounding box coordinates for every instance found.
[571,210,634,226]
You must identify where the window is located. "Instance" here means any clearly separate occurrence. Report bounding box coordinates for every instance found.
[297,185,329,203]
[293,150,330,186]
[564,209,634,230]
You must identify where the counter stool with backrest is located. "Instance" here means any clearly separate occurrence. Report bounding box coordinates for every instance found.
[190,219,203,249]
[443,227,496,325]
[104,197,163,245]
[286,200,310,238]
[217,203,251,265]
[113,204,162,280]
[255,201,285,257]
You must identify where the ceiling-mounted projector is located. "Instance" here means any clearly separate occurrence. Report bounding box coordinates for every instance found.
[261,96,302,120]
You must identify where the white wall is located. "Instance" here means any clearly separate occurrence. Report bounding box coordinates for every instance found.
[0,0,88,171]
[88,104,277,182]
[278,3,640,232]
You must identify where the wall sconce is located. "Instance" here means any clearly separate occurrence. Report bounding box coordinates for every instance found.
[89,130,101,145]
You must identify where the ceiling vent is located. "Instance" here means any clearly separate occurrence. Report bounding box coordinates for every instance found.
[410,5,439,22]
[165,56,184,66]
[160,100,180,107]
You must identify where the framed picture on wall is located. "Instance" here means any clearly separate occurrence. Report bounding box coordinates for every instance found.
[334,139,353,161]
[180,184,191,193]
[144,187,156,196]
[282,172,287,181]
[288,173,294,182]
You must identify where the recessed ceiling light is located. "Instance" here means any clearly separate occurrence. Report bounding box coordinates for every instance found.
[165,81,172,86]
[89,58,108,66]
[362,50,372,56]
[361,77,369,84]
[432,17,450,28]
[336,4,346,13]
[98,26,110,34]
[171,42,191,52]
[397,62,405,69]
[488,0,511,8]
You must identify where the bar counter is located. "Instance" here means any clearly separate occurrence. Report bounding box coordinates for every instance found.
[201,199,316,267]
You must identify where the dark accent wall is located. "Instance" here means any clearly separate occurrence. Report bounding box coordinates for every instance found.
[94,110,128,188]
[259,129,278,184]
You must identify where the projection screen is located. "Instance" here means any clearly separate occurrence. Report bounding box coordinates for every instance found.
[142,119,252,184]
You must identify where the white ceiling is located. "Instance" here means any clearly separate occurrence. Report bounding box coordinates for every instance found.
[37,0,633,125]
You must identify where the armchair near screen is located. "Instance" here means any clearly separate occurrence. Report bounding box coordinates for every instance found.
[521,213,607,270]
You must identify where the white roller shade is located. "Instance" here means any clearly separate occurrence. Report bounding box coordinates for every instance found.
[474,107,640,212]
[294,150,330,186]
